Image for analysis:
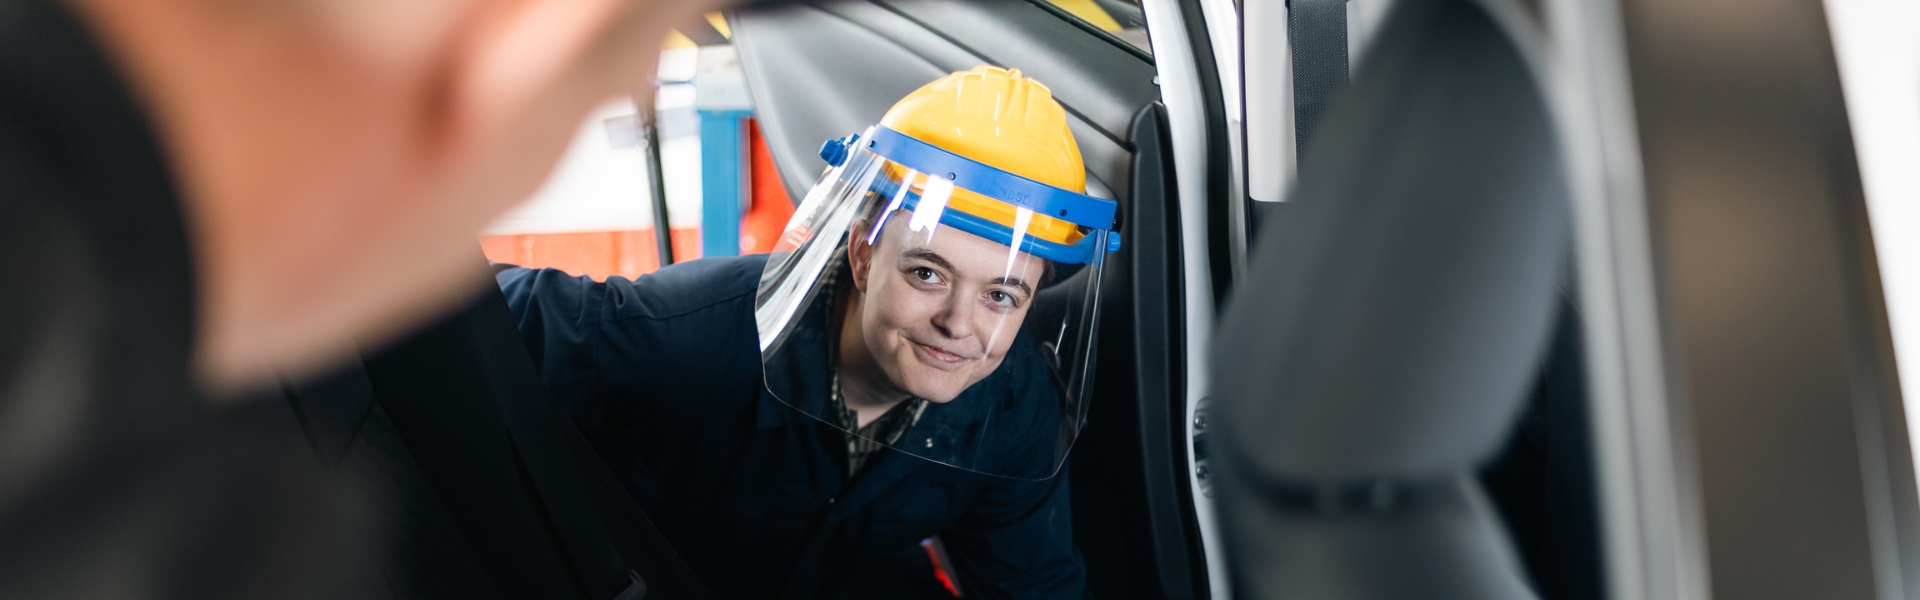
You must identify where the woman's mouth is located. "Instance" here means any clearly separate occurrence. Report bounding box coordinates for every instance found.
[912,341,970,368]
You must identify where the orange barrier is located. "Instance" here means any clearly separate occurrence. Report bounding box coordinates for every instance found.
[483,118,797,280]
[741,117,796,254]
[480,228,702,281]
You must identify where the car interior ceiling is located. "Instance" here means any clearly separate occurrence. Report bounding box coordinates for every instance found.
[259,1,1607,599]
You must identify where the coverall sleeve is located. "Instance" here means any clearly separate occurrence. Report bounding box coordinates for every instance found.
[941,463,1087,600]
[494,259,761,434]
[495,266,616,420]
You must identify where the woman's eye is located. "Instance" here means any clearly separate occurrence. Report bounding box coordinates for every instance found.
[987,290,1017,307]
[911,267,941,284]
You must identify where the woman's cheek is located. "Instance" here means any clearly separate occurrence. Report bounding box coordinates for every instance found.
[870,280,916,329]
[986,308,1028,355]
[897,295,946,329]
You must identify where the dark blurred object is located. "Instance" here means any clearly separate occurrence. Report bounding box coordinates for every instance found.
[1613,0,1920,593]
[279,282,709,600]
[1210,0,1570,598]
[0,0,376,598]
[1478,298,1605,600]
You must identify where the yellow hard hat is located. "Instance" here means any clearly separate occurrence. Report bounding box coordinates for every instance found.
[878,66,1088,245]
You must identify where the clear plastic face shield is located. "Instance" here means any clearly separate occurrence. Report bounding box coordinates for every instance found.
[755,126,1120,480]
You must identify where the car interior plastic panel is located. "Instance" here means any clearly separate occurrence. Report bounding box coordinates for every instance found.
[1080,101,1214,600]
[1211,0,1571,598]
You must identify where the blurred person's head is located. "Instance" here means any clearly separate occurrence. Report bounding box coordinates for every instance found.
[69,0,725,392]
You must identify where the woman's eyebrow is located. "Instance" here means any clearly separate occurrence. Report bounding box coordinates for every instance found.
[899,248,1032,295]
[899,248,956,272]
[988,277,1033,296]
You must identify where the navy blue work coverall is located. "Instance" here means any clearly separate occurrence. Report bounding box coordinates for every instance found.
[496,254,1085,599]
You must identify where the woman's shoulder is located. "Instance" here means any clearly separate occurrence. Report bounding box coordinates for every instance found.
[953,335,1068,478]
[600,254,771,323]
[588,255,772,407]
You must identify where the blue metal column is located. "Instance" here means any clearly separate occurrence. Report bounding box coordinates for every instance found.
[698,109,752,257]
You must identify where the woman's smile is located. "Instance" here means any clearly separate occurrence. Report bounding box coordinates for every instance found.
[908,336,973,369]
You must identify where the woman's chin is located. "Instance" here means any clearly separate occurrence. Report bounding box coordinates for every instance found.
[906,382,964,403]
[886,348,999,403]
[897,368,968,403]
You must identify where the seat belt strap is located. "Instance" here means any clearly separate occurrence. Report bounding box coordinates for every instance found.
[1289,0,1349,152]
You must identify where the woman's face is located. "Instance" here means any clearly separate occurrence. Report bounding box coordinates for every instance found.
[849,215,1048,403]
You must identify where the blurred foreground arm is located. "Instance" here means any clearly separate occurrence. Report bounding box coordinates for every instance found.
[67,0,726,395]
[0,0,726,597]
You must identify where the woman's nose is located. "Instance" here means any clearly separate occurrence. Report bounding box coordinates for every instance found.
[930,295,976,339]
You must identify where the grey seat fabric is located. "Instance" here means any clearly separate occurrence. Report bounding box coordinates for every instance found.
[1211,0,1570,598]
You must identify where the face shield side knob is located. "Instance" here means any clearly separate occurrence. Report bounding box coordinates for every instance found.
[818,134,861,167]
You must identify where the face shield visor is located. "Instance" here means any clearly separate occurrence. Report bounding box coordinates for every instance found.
[754,125,1120,480]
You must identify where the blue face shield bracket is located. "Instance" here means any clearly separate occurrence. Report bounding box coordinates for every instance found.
[818,127,1123,265]
[878,188,1119,265]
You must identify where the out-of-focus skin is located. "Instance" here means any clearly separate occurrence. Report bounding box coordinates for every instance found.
[66,0,726,394]
[841,213,1047,427]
